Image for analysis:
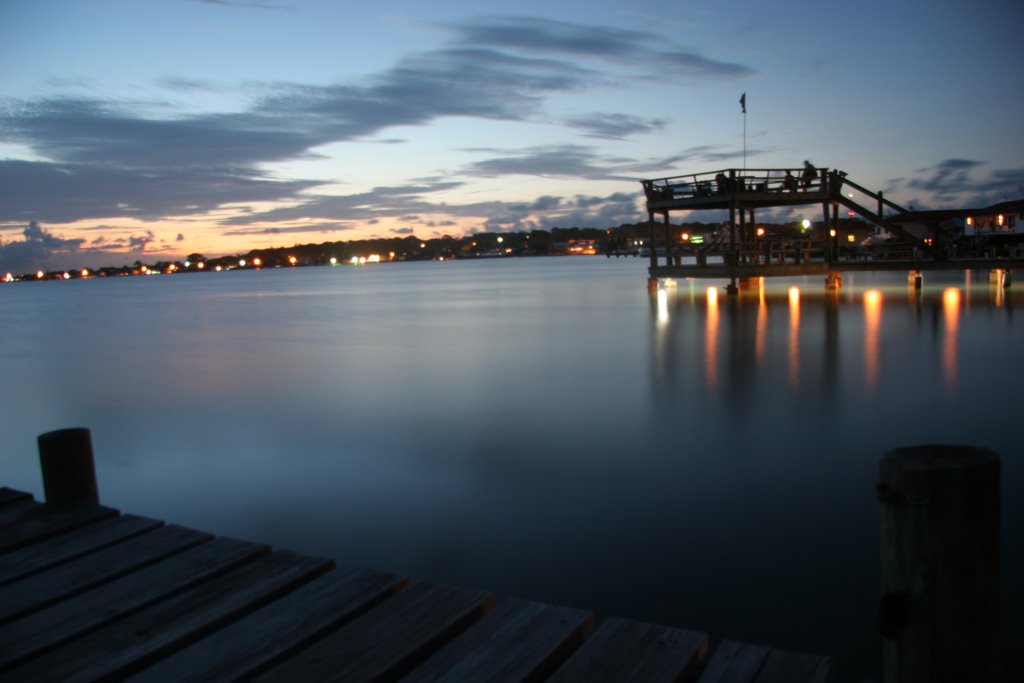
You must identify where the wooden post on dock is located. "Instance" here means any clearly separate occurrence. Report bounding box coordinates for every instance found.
[876,445,1000,683]
[37,427,99,506]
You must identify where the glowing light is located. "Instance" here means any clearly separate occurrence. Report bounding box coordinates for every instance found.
[3,272,13,283]
[215,265,223,272]
[801,219,812,230]
[997,214,1005,226]
[358,256,367,264]
[81,269,89,277]
[368,254,381,263]
[966,217,973,226]
[755,227,765,237]
[847,234,856,242]
[63,272,70,280]
[681,232,690,241]
[197,261,205,270]
[706,285,718,304]
[420,243,427,249]
[288,255,298,265]
[239,259,246,267]
[184,260,191,268]
[497,236,504,243]
[388,251,396,259]
[350,256,359,264]
[36,270,44,279]
[329,257,337,265]
[656,287,669,324]
[829,228,837,238]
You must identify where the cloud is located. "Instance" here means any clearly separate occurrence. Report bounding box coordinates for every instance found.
[901,159,1024,207]
[0,14,754,233]
[565,113,668,139]
[0,159,321,224]
[461,144,633,180]
[190,0,294,11]
[0,221,86,273]
[222,222,355,237]
[449,16,756,79]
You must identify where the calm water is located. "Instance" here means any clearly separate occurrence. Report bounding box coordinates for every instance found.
[2,257,1020,680]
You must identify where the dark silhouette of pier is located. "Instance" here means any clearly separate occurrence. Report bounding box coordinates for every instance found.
[640,167,1024,291]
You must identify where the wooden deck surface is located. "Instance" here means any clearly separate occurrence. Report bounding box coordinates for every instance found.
[0,487,834,682]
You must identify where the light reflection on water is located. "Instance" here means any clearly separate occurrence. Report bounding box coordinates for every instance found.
[0,259,1020,681]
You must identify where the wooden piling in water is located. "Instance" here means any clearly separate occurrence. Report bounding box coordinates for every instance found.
[37,428,99,506]
[876,445,1001,683]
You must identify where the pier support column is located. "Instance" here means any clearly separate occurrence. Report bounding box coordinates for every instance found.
[908,270,922,290]
[877,446,1001,683]
[824,273,842,290]
[726,279,738,296]
[647,277,659,294]
[989,268,1010,288]
[38,428,99,506]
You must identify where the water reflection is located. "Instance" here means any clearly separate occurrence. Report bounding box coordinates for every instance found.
[650,275,1021,409]
[705,286,719,391]
[863,290,882,396]
[942,287,960,394]
[788,286,800,389]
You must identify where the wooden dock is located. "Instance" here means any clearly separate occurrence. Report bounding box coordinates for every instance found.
[0,486,834,682]
[640,166,1024,288]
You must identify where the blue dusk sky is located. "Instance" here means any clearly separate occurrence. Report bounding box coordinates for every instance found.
[1,0,1022,271]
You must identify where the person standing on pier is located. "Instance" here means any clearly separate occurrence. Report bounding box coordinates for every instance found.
[801,160,817,188]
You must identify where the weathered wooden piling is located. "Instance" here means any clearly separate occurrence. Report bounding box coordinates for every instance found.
[37,427,99,506]
[876,445,1000,682]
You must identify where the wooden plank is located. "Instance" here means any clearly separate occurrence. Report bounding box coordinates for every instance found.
[697,641,770,682]
[254,581,494,682]
[2,550,333,683]
[402,598,594,683]
[697,642,834,683]
[0,524,211,623]
[125,568,403,683]
[0,488,33,508]
[0,514,164,587]
[549,617,709,683]
[753,650,834,683]
[0,503,119,553]
[0,536,267,671]
[0,498,40,524]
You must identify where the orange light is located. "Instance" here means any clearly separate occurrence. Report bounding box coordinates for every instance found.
[36,270,44,279]
[997,215,1005,226]
[681,232,690,241]
[288,256,298,265]
[253,257,262,267]
[755,227,765,237]
[829,229,837,238]
[966,216,973,226]
[81,269,89,277]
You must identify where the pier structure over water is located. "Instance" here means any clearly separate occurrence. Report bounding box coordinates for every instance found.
[640,167,1024,292]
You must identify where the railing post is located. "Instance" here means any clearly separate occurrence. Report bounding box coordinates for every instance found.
[38,427,100,505]
[877,445,1000,682]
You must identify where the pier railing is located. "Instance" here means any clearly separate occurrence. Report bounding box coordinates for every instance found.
[641,167,829,202]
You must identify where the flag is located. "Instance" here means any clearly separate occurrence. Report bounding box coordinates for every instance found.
[739,93,746,114]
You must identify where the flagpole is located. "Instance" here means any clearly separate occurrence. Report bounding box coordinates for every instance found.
[740,92,747,171]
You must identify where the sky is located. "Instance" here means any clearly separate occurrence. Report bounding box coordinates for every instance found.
[1,0,1022,272]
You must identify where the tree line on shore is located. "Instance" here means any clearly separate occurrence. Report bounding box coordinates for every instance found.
[4,219,861,282]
